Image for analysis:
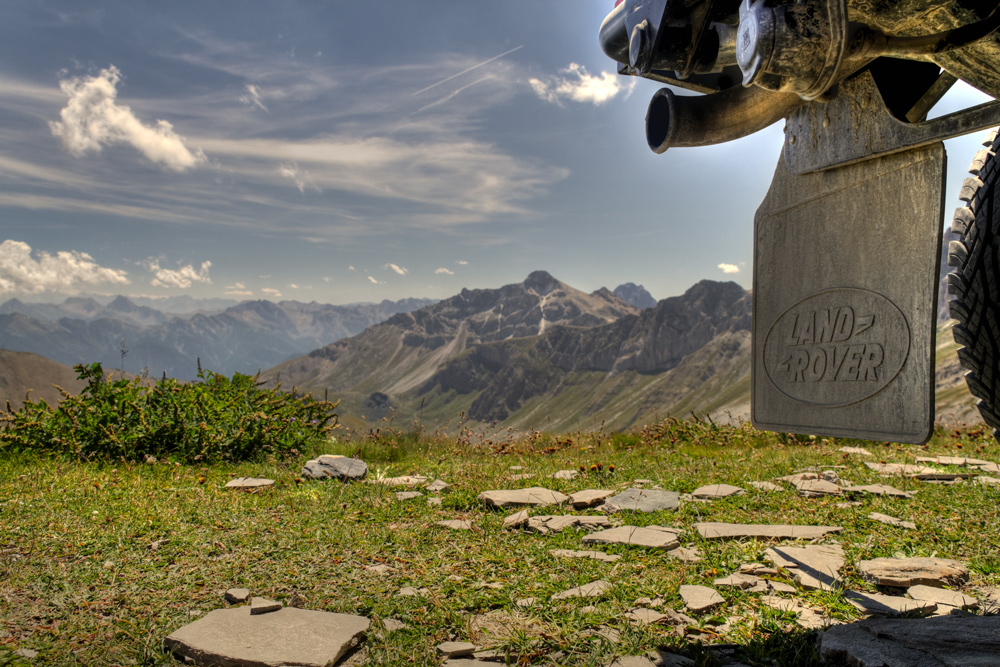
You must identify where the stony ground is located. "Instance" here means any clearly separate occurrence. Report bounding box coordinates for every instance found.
[2,423,999,666]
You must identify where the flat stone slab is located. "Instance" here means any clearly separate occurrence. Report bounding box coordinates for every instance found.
[502,509,529,529]
[569,489,616,509]
[846,590,938,616]
[714,573,762,590]
[748,481,782,492]
[224,477,275,490]
[426,479,451,493]
[250,597,282,615]
[552,469,579,480]
[224,588,251,604]
[164,607,369,667]
[679,585,724,614]
[864,462,937,476]
[694,522,842,541]
[916,456,991,466]
[601,488,679,513]
[858,557,969,588]
[765,544,844,591]
[839,446,873,455]
[869,512,916,530]
[549,549,621,563]
[551,579,612,601]
[667,546,702,563]
[374,475,429,486]
[907,585,978,611]
[478,488,568,509]
[761,596,833,629]
[437,641,477,658]
[436,520,472,531]
[395,491,422,501]
[794,479,842,497]
[582,526,681,550]
[909,472,977,481]
[976,475,1000,486]
[845,484,915,498]
[819,615,1000,666]
[691,484,745,499]
[526,515,611,534]
[301,455,368,481]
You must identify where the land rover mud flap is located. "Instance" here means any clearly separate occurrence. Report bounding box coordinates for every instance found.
[752,142,945,443]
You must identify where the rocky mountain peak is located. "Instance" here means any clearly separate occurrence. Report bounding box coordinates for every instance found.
[523,270,560,296]
[613,283,657,310]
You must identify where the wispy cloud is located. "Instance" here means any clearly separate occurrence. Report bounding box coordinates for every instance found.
[225,282,253,297]
[261,287,282,298]
[718,263,740,274]
[529,63,634,106]
[147,259,212,288]
[278,161,320,193]
[412,45,523,97]
[239,84,268,112]
[457,260,469,265]
[49,66,207,171]
[435,267,454,275]
[385,263,407,276]
[0,240,129,293]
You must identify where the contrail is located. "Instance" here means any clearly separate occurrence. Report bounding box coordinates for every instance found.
[412,45,523,96]
[413,74,496,115]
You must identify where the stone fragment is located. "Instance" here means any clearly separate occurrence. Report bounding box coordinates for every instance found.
[14,649,38,660]
[794,479,843,497]
[714,573,761,590]
[395,491,422,501]
[650,651,697,667]
[858,557,969,588]
[509,465,524,470]
[819,615,1000,666]
[868,512,916,530]
[427,497,442,506]
[436,520,472,531]
[667,546,702,563]
[975,462,1000,473]
[838,446,873,455]
[508,473,536,481]
[624,608,671,626]
[437,641,477,658]
[426,479,451,493]
[602,488,679,513]
[552,469,579,480]
[442,661,485,667]
[916,456,990,466]
[844,483,914,498]
[551,580,612,601]
[691,484,745,499]
[778,472,818,485]
[515,597,536,607]
[765,544,844,591]
[834,501,863,508]
[845,590,937,616]
[582,526,681,550]
[679,585,724,614]
[760,596,832,629]
[976,475,1000,486]
[301,455,368,481]
[164,607,369,667]
[363,564,392,575]
[748,481,781,492]
[381,619,408,632]
[767,581,798,594]
[478,488,568,508]
[569,489,616,509]
[224,477,275,491]
[224,588,251,604]
[864,462,937,476]
[502,509,529,529]
[374,475,429,486]
[608,657,658,667]
[549,549,621,563]
[979,587,1000,613]
[525,515,611,534]
[150,539,169,551]
[250,597,282,615]
[396,587,427,597]
[695,522,841,540]
[907,585,978,611]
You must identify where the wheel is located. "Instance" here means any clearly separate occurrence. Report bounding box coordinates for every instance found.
[948,128,1000,435]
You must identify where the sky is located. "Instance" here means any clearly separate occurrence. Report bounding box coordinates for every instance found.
[0,1,995,305]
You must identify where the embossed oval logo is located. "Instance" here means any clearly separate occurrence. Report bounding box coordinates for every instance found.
[763,288,910,407]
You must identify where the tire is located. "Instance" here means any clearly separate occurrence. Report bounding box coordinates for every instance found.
[948,128,1000,435]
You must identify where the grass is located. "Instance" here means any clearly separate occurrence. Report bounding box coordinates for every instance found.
[1,420,999,666]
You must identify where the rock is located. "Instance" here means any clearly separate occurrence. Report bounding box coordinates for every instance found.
[667,546,702,563]
[478,488,568,508]
[748,481,781,492]
[426,479,451,493]
[602,488,679,513]
[515,597,536,607]
[607,656,658,667]
[868,512,916,530]
[975,475,1000,486]
[396,587,426,597]
[436,520,472,531]
[526,515,611,534]
[502,509,530,529]
[691,484,745,499]
[819,615,1000,666]
[975,462,1000,473]
[224,588,251,604]
[508,473,536,481]
[794,479,843,497]
[679,585,724,614]
[760,596,832,629]
[916,456,991,466]
[437,641,477,658]
[549,549,621,563]
[224,477,275,491]
[839,446,873,455]
[778,472,819,485]
[858,557,969,588]
[301,455,368,481]
[651,651,697,667]
[844,484,915,498]
[764,544,844,591]
[551,580,612,601]
[694,522,841,540]
[569,489,616,509]
[163,607,369,667]
[979,587,1000,613]
[394,491,422,501]
[442,661,485,667]
[864,462,937,476]
[14,649,38,660]
[552,470,579,480]
[714,573,761,590]
[363,564,392,575]
[381,619,408,632]
[907,585,978,611]
[250,597,282,615]
[739,563,778,575]
[150,539,169,551]
[427,497,442,506]
[846,590,937,616]
[911,471,977,481]
[288,592,306,609]
[374,475,429,486]
[582,526,681,550]
[509,465,524,470]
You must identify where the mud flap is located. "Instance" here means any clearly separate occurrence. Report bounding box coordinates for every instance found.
[752,143,945,443]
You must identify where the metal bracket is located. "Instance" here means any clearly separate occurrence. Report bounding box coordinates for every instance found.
[784,70,1000,175]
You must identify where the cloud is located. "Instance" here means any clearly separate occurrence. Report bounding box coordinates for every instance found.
[261,287,282,298]
[49,65,207,171]
[278,161,320,193]
[288,283,299,289]
[435,267,454,275]
[148,259,212,288]
[457,260,468,265]
[224,281,253,297]
[367,276,383,284]
[718,263,740,274]
[529,63,635,106]
[385,263,408,276]
[0,240,130,293]
[239,84,268,112]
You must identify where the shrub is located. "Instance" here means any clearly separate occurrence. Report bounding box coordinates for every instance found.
[0,362,337,463]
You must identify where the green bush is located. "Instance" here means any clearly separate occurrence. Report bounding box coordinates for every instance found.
[0,362,337,463]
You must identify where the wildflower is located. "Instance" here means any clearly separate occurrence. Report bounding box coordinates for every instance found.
[590,464,597,472]
[609,464,615,473]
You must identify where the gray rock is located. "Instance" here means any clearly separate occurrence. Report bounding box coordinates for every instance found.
[760,596,833,629]
[858,557,969,588]
[551,580,612,601]
[679,585,724,614]
[426,479,451,493]
[437,641,477,658]
[624,608,669,626]
[552,469,580,480]
[714,573,762,590]
[748,481,781,492]
[838,446,873,455]
[395,587,429,597]
[864,462,937,476]
[442,661,486,667]
[695,522,841,540]
[602,488,679,513]
[569,489,615,509]
[363,564,392,575]
[526,515,611,534]
[549,549,621,563]
[14,649,38,660]
[427,497,442,506]
[869,512,916,530]
[224,477,275,491]
[846,590,937,616]
[502,509,530,529]
[381,619,408,632]
[582,526,681,550]
[910,471,977,481]
[374,475,428,486]
[819,615,1000,666]
[508,473,536,481]
[250,597,282,615]
[608,656,658,666]
[515,597,536,607]
[765,544,844,591]
[691,484,745,499]
[163,607,369,667]
[907,585,978,610]
[975,475,1000,486]
[301,455,368,481]
[394,491,422,501]
[478,487,568,508]
[224,588,251,604]
[845,484,915,498]
[794,479,843,497]
[667,546,702,563]
[436,520,472,531]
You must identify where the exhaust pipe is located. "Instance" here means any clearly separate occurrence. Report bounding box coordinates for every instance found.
[645,85,807,153]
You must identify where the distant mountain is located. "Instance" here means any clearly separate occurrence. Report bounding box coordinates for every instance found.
[0,296,436,380]
[613,283,657,310]
[0,349,86,412]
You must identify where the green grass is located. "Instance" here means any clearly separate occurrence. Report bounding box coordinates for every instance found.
[1,421,999,666]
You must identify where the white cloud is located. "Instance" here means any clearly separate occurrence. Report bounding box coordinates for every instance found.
[718,263,740,274]
[224,281,252,297]
[435,267,454,275]
[385,263,408,276]
[239,84,268,112]
[0,240,130,293]
[278,161,320,194]
[49,65,207,172]
[529,63,634,106]
[348,266,356,271]
[148,259,212,288]
[367,276,382,284]
[288,283,299,289]
[457,260,468,265]
[261,287,282,298]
